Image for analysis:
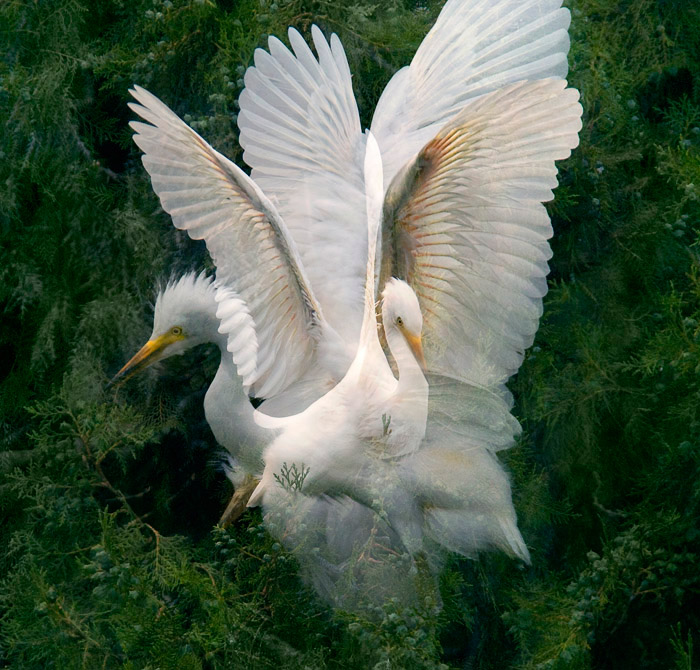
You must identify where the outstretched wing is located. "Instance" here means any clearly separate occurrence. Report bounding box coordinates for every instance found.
[371,0,572,185]
[238,26,368,347]
[129,85,328,399]
[380,79,582,393]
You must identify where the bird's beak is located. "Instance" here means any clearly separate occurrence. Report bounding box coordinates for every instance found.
[108,332,180,387]
[403,330,427,372]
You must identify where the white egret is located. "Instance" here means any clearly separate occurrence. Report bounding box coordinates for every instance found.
[245,118,534,569]
[111,273,265,492]
[234,10,580,569]
[122,0,582,589]
[244,136,439,605]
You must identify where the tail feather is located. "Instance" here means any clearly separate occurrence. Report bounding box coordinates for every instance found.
[498,514,531,564]
[405,442,529,563]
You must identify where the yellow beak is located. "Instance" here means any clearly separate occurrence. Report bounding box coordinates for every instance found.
[109,332,182,386]
[402,330,427,372]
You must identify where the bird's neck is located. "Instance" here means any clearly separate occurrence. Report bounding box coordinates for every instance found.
[212,329,230,359]
[385,324,426,392]
[193,296,230,355]
[192,300,242,380]
[383,322,429,450]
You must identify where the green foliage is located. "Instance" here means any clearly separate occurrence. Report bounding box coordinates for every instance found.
[503,0,700,666]
[2,0,700,667]
[273,461,310,492]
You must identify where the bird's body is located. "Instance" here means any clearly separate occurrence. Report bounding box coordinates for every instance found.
[249,280,429,511]
[247,138,431,562]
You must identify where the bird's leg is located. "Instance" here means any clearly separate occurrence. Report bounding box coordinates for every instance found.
[218,474,260,527]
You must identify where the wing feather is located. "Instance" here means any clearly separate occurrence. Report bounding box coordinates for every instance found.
[381,79,582,392]
[371,0,572,185]
[238,27,367,345]
[129,85,326,398]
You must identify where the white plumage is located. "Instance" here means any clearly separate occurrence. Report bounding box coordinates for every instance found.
[248,137,429,539]
[237,4,581,399]
[111,273,265,484]
[119,0,583,604]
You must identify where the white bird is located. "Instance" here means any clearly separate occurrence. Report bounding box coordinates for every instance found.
[122,0,582,583]
[111,272,265,489]
[243,136,439,605]
[245,125,530,568]
[248,135,428,553]
[231,6,580,570]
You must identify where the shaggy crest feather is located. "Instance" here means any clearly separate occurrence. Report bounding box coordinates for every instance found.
[153,271,217,336]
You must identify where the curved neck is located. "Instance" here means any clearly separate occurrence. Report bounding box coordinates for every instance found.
[382,319,428,446]
[212,329,230,359]
[211,327,247,389]
[185,298,242,382]
[384,322,425,390]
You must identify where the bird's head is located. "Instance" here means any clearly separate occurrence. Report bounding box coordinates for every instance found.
[381,278,426,370]
[110,272,218,385]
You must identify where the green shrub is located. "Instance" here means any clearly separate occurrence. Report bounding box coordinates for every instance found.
[2,0,699,667]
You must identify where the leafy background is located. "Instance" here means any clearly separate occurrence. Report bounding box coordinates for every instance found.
[1,0,699,667]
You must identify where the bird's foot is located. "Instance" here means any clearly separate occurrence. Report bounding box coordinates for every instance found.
[218,474,260,527]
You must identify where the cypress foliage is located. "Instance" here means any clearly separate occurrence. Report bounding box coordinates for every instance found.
[1,0,699,667]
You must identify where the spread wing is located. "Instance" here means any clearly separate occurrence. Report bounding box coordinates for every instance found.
[129,85,329,398]
[371,0,572,185]
[380,79,582,393]
[238,26,368,347]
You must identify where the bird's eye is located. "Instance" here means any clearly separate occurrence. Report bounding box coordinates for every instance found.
[396,317,403,326]
[171,326,183,336]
